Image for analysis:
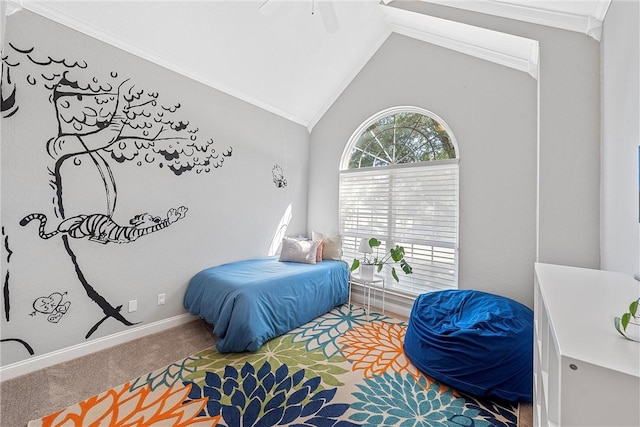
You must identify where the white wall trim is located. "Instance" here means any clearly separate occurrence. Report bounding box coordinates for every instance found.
[418,0,611,41]
[381,5,539,79]
[18,1,311,129]
[0,313,198,381]
[308,27,393,132]
[18,0,544,133]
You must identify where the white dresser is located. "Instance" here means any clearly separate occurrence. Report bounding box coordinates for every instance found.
[533,263,640,426]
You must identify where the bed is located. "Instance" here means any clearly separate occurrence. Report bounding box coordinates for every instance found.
[184,256,349,353]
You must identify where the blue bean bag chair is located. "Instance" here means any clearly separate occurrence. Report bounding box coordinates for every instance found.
[403,290,533,402]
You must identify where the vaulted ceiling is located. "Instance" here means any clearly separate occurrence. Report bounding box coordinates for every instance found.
[8,0,611,131]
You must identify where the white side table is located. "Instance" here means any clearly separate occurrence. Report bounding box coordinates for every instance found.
[349,272,385,315]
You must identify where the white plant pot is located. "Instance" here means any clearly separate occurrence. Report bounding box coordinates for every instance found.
[360,264,375,280]
[623,322,640,342]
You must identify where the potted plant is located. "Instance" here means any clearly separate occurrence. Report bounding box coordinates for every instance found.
[614,297,640,342]
[350,237,413,282]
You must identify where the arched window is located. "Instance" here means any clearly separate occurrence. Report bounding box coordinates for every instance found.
[339,107,459,296]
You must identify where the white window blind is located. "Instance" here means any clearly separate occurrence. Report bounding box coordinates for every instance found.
[339,160,459,295]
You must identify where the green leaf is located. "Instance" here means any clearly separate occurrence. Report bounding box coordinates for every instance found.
[368,238,381,248]
[621,312,631,330]
[350,259,360,272]
[390,246,404,262]
[391,267,399,283]
[400,259,412,274]
[615,317,630,339]
[629,299,639,317]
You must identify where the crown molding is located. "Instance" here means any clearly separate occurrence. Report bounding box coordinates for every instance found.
[308,3,542,131]
[17,1,311,128]
[308,27,393,132]
[417,0,611,41]
[381,5,539,79]
[14,0,545,133]
[6,0,23,15]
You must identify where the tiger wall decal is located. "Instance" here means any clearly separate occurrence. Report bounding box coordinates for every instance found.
[20,206,188,244]
[2,41,235,340]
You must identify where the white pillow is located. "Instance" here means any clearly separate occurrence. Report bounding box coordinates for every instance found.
[278,237,320,264]
[312,231,343,260]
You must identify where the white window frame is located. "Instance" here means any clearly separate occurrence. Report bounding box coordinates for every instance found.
[339,106,460,297]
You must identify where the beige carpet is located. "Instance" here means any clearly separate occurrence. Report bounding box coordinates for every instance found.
[1,309,533,427]
[1,319,215,427]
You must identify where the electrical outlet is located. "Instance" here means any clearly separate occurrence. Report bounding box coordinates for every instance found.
[128,299,137,312]
[157,293,166,305]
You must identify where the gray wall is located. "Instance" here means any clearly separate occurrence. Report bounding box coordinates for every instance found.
[308,33,537,307]
[1,1,612,369]
[392,2,602,271]
[601,0,640,277]
[1,10,310,366]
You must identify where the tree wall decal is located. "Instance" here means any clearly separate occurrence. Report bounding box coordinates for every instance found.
[2,42,233,338]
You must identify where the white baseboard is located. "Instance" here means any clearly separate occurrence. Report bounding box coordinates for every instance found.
[0,313,198,382]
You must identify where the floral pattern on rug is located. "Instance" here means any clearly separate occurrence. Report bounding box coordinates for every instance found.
[185,361,355,426]
[37,382,221,426]
[28,305,519,427]
[351,372,490,427]
[340,320,423,382]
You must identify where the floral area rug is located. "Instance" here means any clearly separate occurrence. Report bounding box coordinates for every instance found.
[29,305,519,427]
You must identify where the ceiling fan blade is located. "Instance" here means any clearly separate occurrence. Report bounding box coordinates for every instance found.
[318,1,339,33]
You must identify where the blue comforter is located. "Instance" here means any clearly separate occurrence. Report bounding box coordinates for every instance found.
[184,257,349,352]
